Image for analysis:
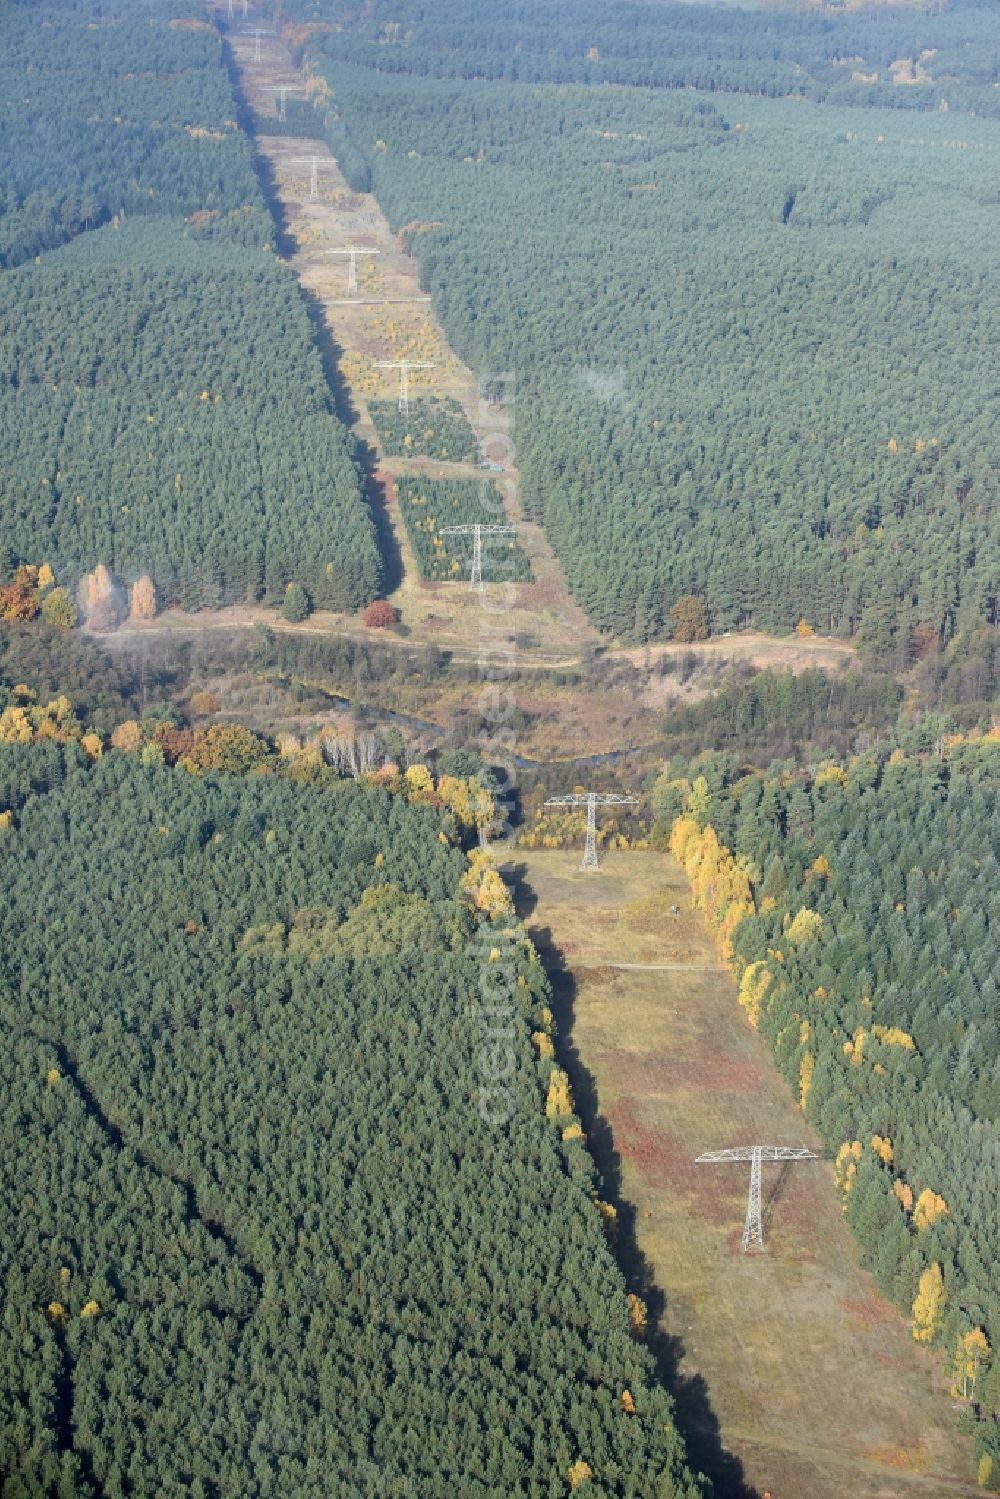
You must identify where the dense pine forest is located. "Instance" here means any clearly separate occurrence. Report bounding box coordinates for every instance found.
[0,0,269,268]
[0,0,381,617]
[3,0,1000,1490]
[1,231,380,611]
[295,3,1000,645]
[0,676,702,1496]
[652,737,1000,1474]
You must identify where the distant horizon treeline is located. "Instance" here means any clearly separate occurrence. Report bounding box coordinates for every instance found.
[280,0,1000,117]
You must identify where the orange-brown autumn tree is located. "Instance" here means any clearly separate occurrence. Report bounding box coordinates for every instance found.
[0,566,40,622]
[669,593,709,642]
[129,575,157,621]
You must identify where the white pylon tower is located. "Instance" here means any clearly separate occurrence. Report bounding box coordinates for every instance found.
[440,524,516,592]
[327,245,380,294]
[695,1146,817,1251]
[376,358,434,415]
[291,156,331,200]
[543,793,639,871]
[242,27,273,62]
[263,85,291,122]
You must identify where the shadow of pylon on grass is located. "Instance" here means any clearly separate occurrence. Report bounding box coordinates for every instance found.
[520,894,760,1499]
[761,1159,793,1242]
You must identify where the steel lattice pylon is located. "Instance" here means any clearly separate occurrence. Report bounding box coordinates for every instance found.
[440,524,516,592]
[376,359,435,415]
[695,1146,817,1251]
[543,792,639,871]
[291,156,332,200]
[328,245,381,294]
[241,26,274,63]
[264,85,291,123]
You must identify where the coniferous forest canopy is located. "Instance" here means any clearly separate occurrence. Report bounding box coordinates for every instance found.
[652,734,1000,1472]
[0,0,382,616]
[0,706,701,1496]
[2,0,1000,1490]
[293,0,1000,646]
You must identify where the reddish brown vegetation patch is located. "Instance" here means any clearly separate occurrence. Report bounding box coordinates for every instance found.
[655,1039,765,1095]
[580,965,624,987]
[839,1296,897,1328]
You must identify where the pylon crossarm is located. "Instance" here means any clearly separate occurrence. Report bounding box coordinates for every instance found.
[695,1147,817,1164]
[439,524,515,591]
[291,157,329,198]
[375,359,435,414]
[440,526,515,536]
[543,794,639,808]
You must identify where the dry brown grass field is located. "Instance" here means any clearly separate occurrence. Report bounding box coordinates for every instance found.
[516,850,978,1499]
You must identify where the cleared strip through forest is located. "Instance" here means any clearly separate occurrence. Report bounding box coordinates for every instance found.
[516,849,978,1499]
[220,12,600,659]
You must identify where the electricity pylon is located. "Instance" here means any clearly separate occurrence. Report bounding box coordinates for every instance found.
[263,85,291,122]
[291,155,331,200]
[695,1146,817,1251]
[543,793,639,871]
[241,26,273,62]
[440,524,515,593]
[327,245,380,294]
[376,358,434,415]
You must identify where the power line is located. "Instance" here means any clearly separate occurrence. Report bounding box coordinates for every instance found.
[290,155,332,200]
[375,358,434,416]
[263,85,294,123]
[240,26,274,63]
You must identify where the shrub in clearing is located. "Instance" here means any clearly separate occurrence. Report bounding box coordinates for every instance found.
[363,599,400,629]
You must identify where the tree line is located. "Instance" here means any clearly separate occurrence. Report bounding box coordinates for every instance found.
[652,737,1000,1478]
